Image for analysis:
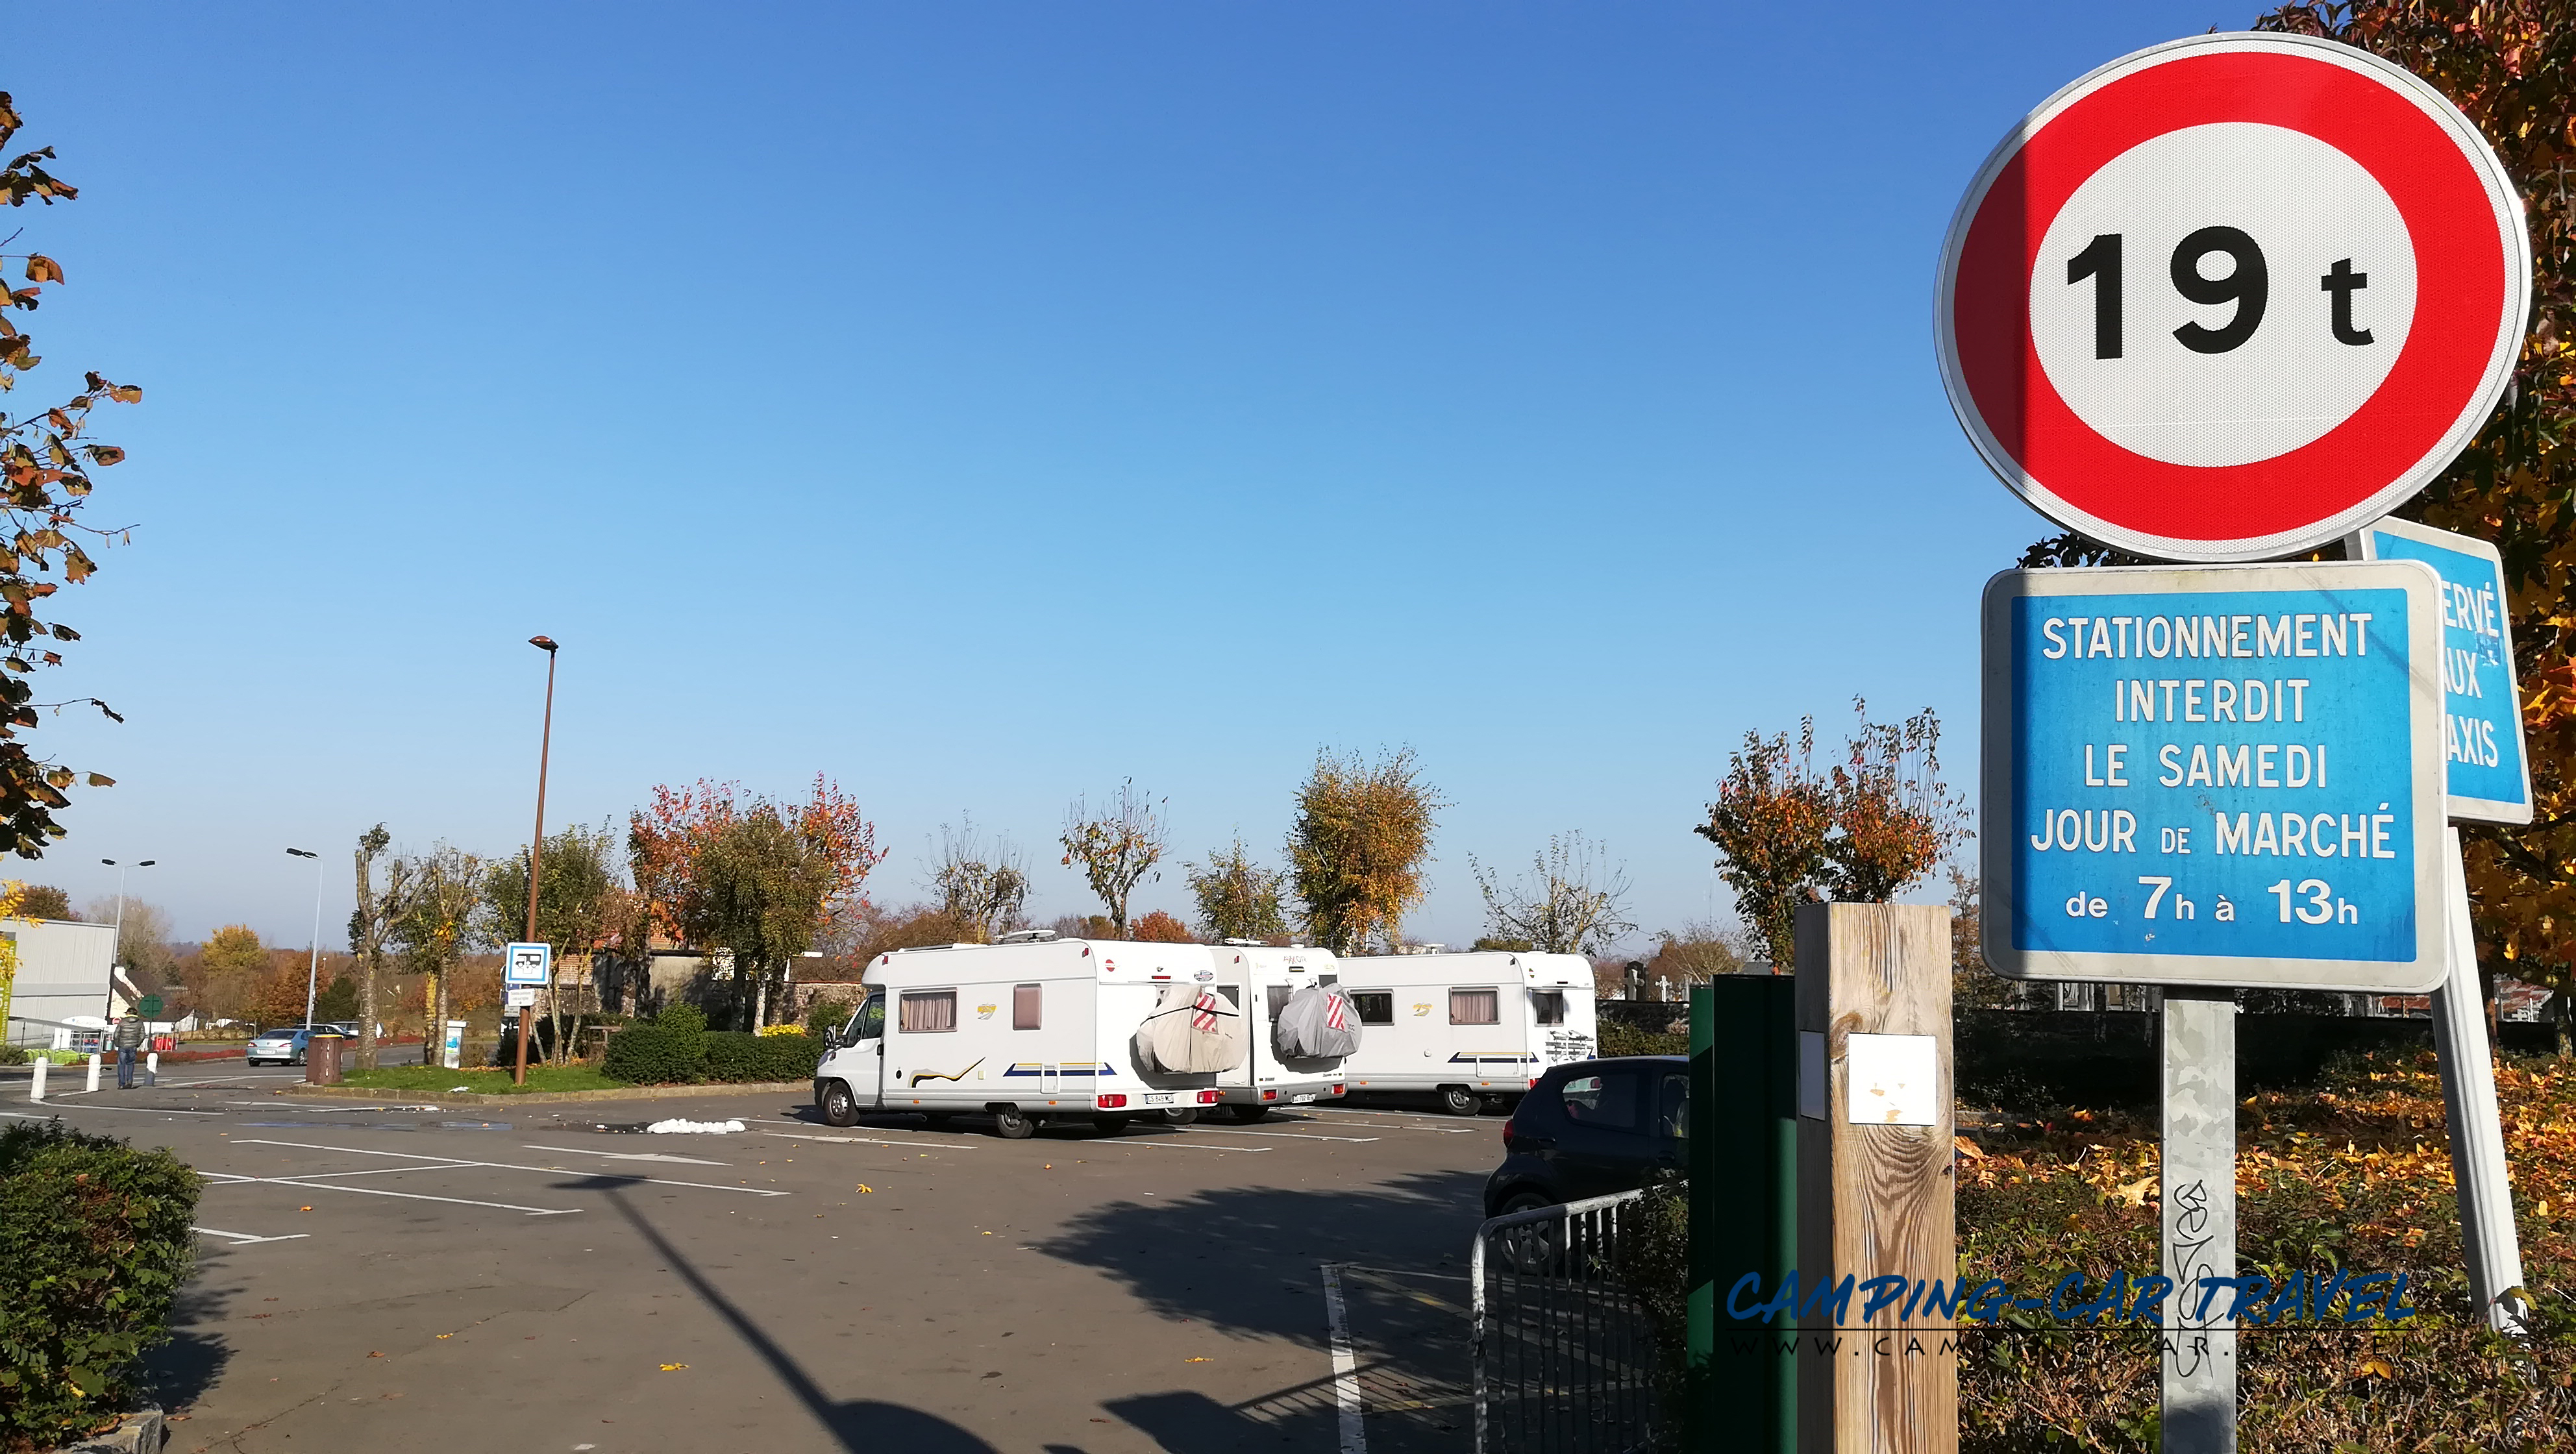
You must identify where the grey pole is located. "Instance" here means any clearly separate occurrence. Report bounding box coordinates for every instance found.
[2431,826,2529,1335]
[288,849,322,1026]
[97,857,154,1020]
[2161,987,2236,1453]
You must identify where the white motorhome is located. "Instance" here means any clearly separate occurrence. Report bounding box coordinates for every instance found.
[811,935,1228,1138]
[1207,943,1352,1120]
[1334,951,1598,1115]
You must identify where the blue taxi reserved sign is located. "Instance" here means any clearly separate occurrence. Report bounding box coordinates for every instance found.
[1981,561,2446,991]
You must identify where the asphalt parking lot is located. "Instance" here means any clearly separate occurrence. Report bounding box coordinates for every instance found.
[9,1065,1503,1454]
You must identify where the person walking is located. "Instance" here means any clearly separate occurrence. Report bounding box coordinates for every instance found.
[110,1012,144,1090]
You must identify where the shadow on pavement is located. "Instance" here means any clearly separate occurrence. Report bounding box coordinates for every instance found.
[1030,1168,1482,1341]
[604,1189,998,1453]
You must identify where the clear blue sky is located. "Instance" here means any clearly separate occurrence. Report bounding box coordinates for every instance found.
[8,1,2242,949]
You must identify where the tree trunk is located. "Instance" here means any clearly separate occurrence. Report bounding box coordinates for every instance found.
[2551,990,2573,1059]
[356,949,379,1070]
[432,963,452,1067]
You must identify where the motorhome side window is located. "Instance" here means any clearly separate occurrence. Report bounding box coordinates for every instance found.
[1351,992,1394,1026]
[1450,988,1500,1025]
[1531,991,1567,1025]
[1013,983,1042,1031]
[900,989,957,1033]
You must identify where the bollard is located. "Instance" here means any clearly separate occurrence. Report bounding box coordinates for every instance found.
[29,1056,45,1102]
[146,1050,159,1087]
[85,1054,100,1094]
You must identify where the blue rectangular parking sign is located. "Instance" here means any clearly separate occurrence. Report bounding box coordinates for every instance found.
[1981,562,2446,992]
[2351,517,2533,826]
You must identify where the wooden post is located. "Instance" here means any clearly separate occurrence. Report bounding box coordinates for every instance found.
[1794,902,1955,1454]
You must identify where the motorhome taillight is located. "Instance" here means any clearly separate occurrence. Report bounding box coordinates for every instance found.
[1328,1084,1344,1096]
[1195,1089,1221,1105]
[1095,1094,1128,1109]
[1261,1089,1278,1101]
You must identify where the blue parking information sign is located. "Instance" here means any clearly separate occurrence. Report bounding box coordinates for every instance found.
[1981,561,2447,991]
[2351,516,2533,826]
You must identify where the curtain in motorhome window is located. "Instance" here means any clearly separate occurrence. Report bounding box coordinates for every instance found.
[1531,991,1567,1025]
[900,990,957,1033]
[1351,992,1394,1025]
[1450,988,1500,1025]
[1013,983,1042,1031]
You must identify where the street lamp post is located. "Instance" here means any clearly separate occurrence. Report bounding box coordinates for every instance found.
[519,635,559,1087]
[97,857,155,1020]
[287,848,323,1027]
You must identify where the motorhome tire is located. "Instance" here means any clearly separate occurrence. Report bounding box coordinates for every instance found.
[1091,1115,1133,1135]
[1439,1086,1480,1116]
[1230,1104,1270,1124]
[1159,1107,1199,1127]
[991,1107,1039,1140]
[819,1080,860,1127]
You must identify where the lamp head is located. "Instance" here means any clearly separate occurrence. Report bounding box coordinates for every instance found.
[286,848,316,859]
[529,635,559,653]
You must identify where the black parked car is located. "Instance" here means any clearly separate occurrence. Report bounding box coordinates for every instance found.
[1481,1055,1688,1218]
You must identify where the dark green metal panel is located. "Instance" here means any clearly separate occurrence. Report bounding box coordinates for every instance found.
[1687,977,1797,1452]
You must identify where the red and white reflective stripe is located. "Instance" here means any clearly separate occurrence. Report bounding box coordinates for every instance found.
[1324,993,1347,1031]
[1191,991,1219,1033]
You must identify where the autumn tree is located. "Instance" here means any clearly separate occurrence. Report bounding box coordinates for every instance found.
[1060,779,1167,936]
[1129,909,1195,943]
[343,824,412,1068]
[924,816,1030,943]
[0,94,135,857]
[484,821,636,1058]
[1187,835,1289,943]
[1696,701,1969,969]
[82,893,173,987]
[390,845,488,1042]
[188,924,266,1024]
[2219,2,2576,1030]
[1471,832,1637,955]
[1286,746,1446,955]
[630,777,884,1026]
[13,883,67,918]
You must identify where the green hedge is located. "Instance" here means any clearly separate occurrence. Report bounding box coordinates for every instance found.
[0,1121,199,1446]
[703,1030,823,1083]
[601,1008,821,1085]
[1598,1019,1687,1058]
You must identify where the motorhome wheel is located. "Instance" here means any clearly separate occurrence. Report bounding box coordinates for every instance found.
[991,1107,1039,1140]
[819,1080,860,1128]
[1439,1086,1480,1116]
[1091,1115,1133,1135]
[1158,1107,1198,1127]
[1230,1104,1270,1124]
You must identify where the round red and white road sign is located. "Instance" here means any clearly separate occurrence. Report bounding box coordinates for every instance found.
[1937,33,2530,561]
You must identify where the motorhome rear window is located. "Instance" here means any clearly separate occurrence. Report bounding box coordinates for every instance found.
[1013,983,1042,1031]
[1531,991,1567,1025]
[1450,989,1500,1025]
[1267,986,1293,1022]
[900,990,957,1033]
[1352,992,1394,1025]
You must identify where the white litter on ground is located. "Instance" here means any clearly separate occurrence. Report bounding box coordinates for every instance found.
[646,1118,747,1135]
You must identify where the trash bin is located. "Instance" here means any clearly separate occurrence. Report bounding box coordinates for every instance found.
[306,1032,347,1085]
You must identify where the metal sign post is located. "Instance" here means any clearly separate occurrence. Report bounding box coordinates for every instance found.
[2353,516,2535,1334]
[2160,988,2236,1450]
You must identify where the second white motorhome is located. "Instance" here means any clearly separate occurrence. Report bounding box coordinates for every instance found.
[1333,951,1598,1114]
[1206,943,1356,1120]
[811,935,1239,1137]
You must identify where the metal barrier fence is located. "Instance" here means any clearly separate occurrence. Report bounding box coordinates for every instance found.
[1469,1189,1658,1454]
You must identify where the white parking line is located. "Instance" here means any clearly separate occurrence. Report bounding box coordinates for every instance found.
[1188,1126,1380,1143]
[199,1170,579,1216]
[526,1144,730,1166]
[0,1102,223,1118]
[1287,1115,1476,1135]
[192,1226,314,1246]
[1321,1263,1367,1454]
[1125,1138,1271,1153]
[233,1139,790,1196]
[765,1131,976,1151]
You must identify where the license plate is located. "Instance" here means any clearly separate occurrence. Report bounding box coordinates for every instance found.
[1142,1092,1177,1107]
[1291,1094,1316,1103]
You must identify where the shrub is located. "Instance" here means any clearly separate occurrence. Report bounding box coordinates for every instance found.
[803,999,854,1037]
[756,1022,806,1038]
[0,1121,199,1446]
[1598,1020,1686,1058]
[601,1007,708,1086]
[703,1029,822,1083]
